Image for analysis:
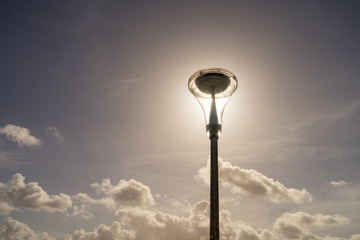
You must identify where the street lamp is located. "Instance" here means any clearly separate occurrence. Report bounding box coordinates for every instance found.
[188,68,237,240]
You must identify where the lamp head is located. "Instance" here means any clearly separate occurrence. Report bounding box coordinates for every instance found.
[188,68,237,138]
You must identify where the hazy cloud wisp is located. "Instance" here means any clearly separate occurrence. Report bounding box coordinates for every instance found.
[330,180,351,188]
[46,127,64,142]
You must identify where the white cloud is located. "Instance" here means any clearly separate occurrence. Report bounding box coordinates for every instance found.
[64,221,134,240]
[67,200,210,240]
[69,193,112,219]
[350,234,360,240]
[46,127,64,142]
[274,212,350,240]
[68,203,254,240]
[69,178,155,219]
[330,180,351,188]
[154,193,191,216]
[0,217,55,240]
[0,173,354,240]
[0,202,13,215]
[91,178,155,208]
[114,206,208,240]
[66,200,357,240]
[219,209,271,240]
[0,173,72,214]
[0,124,41,147]
[196,158,312,204]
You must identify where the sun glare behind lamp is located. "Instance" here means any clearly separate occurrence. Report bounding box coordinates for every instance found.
[188,68,238,139]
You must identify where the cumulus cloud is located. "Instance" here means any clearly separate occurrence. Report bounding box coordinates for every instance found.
[196,158,312,204]
[0,124,41,147]
[274,212,350,240]
[67,200,210,240]
[69,178,155,219]
[46,127,64,142]
[154,193,191,216]
[69,193,112,219]
[350,235,360,240]
[114,204,208,240]
[66,200,357,240]
[220,209,273,240]
[0,201,13,215]
[68,200,268,240]
[0,173,72,214]
[0,217,55,240]
[91,178,155,208]
[64,221,134,240]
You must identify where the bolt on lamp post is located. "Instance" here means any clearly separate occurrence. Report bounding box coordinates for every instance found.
[188,68,237,240]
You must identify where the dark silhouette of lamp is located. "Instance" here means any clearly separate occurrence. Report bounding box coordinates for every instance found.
[188,68,237,240]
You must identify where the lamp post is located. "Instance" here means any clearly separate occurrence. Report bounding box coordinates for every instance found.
[188,68,237,240]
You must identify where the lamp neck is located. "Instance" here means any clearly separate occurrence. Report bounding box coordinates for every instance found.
[209,91,218,124]
[207,91,221,139]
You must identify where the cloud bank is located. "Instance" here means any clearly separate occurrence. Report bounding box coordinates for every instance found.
[196,158,312,204]
[0,173,72,215]
[66,200,209,240]
[0,124,41,147]
[66,200,357,240]
[0,173,357,240]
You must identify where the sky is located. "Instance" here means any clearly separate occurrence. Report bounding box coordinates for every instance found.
[0,1,360,239]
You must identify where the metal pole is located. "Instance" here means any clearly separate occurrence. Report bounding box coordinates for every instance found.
[210,137,219,240]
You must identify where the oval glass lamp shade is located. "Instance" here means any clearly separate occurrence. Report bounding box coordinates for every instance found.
[188,68,237,134]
